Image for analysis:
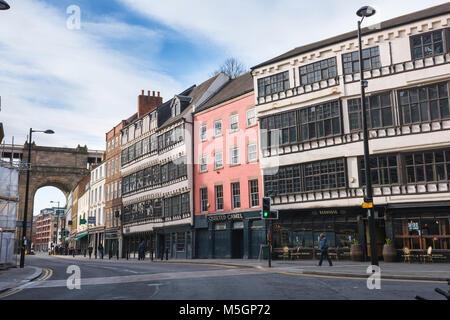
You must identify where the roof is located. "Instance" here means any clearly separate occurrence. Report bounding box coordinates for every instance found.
[159,73,227,129]
[194,72,254,113]
[252,2,450,70]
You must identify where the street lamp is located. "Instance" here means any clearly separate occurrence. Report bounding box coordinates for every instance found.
[19,128,54,268]
[0,0,10,10]
[356,5,378,266]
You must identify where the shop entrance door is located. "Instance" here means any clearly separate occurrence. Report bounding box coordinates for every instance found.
[365,219,386,260]
[231,229,244,259]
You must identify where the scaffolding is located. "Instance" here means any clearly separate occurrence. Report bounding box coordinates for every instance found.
[0,138,20,267]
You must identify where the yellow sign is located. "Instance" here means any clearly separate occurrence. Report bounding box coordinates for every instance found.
[362,202,373,208]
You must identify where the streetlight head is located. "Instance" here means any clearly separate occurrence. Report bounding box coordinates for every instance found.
[357,6,376,18]
[44,130,55,134]
[0,0,10,10]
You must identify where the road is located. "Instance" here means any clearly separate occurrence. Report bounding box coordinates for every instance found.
[0,254,446,300]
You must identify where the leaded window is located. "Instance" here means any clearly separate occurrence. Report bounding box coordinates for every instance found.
[304,159,346,191]
[257,71,290,97]
[348,92,393,131]
[299,100,341,141]
[181,193,190,214]
[398,82,449,124]
[405,150,450,183]
[299,58,337,85]
[359,155,399,186]
[343,47,380,74]
[411,30,445,60]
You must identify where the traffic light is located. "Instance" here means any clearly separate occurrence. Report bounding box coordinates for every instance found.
[262,197,271,219]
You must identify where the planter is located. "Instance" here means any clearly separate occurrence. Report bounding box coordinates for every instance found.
[382,244,397,262]
[350,244,363,261]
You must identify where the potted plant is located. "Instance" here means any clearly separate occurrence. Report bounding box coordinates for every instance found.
[382,238,397,262]
[350,239,363,261]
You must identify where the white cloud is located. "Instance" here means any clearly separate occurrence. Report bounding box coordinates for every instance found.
[0,0,184,149]
[118,0,448,66]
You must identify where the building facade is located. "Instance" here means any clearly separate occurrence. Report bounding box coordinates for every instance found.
[105,121,127,258]
[74,174,91,252]
[193,72,265,259]
[88,162,106,256]
[252,3,450,260]
[34,208,53,252]
[121,74,229,259]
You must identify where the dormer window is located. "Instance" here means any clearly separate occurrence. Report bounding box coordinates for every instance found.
[171,99,181,117]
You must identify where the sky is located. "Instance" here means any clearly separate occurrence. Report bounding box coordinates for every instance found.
[0,0,447,213]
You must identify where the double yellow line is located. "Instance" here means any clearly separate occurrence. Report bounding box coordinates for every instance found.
[0,267,53,299]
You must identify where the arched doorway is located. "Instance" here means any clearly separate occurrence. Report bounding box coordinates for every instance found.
[32,186,67,253]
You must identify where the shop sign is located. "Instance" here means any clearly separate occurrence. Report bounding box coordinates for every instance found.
[207,213,243,222]
[408,222,419,231]
[313,209,340,215]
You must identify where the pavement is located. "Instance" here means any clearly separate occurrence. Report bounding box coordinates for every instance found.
[0,264,43,293]
[48,253,450,282]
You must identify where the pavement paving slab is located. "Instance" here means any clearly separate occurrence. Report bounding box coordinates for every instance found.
[0,265,43,293]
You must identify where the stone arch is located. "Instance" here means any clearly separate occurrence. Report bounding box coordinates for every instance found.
[16,144,103,240]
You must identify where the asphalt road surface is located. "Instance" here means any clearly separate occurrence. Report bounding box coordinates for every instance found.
[1,254,446,300]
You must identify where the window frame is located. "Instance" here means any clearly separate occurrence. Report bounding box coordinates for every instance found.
[200,187,208,212]
[215,185,224,211]
[249,180,259,208]
[214,120,222,137]
[410,29,447,60]
[231,182,241,209]
[342,46,381,75]
[299,57,337,86]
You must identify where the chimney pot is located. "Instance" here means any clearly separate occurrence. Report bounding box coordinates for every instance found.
[157,91,160,97]
[153,91,155,96]
[148,90,150,96]
[141,90,144,95]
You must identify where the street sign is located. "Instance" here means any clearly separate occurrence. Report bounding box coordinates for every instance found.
[88,217,96,224]
[55,209,65,215]
[362,202,373,208]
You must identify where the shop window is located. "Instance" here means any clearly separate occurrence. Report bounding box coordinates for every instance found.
[214,222,226,230]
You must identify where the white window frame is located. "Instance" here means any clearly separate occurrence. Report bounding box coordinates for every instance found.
[230,147,239,166]
[246,108,256,127]
[247,143,257,163]
[200,155,207,172]
[214,151,223,169]
[214,120,222,137]
[230,114,239,132]
[200,125,207,141]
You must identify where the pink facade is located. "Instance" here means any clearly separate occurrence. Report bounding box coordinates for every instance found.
[194,92,262,216]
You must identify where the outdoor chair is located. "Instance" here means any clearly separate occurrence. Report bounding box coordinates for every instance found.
[290,247,301,260]
[402,247,413,263]
[421,246,433,263]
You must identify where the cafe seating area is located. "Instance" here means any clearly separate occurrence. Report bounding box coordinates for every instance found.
[401,246,448,263]
[272,246,351,261]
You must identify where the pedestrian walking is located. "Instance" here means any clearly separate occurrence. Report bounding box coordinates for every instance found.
[317,233,333,266]
[98,243,104,259]
[138,240,147,260]
[88,246,93,259]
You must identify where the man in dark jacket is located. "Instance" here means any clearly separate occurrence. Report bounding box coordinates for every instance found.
[138,240,147,260]
[317,233,333,266]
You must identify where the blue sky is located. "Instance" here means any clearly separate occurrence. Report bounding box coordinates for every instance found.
[0,0,447,214]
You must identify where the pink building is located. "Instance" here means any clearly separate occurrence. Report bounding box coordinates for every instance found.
[193,72,266,259]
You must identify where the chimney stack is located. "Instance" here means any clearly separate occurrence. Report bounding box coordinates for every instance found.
[138,89,163,118]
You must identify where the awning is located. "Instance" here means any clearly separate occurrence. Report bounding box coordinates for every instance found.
[75,233,88,240]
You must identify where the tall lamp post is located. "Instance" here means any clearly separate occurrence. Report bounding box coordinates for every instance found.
[357,5,378,266]
[0,1,10,10]
[20,128,54,268]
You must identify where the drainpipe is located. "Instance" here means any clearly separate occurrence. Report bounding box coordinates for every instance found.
[183,116,195,259]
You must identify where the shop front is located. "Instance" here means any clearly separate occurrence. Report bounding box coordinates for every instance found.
[154,224,192,260]
[194,211,266,259]
[270,207,386,261]
[105,229,121,259]
[386,201,450,261]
